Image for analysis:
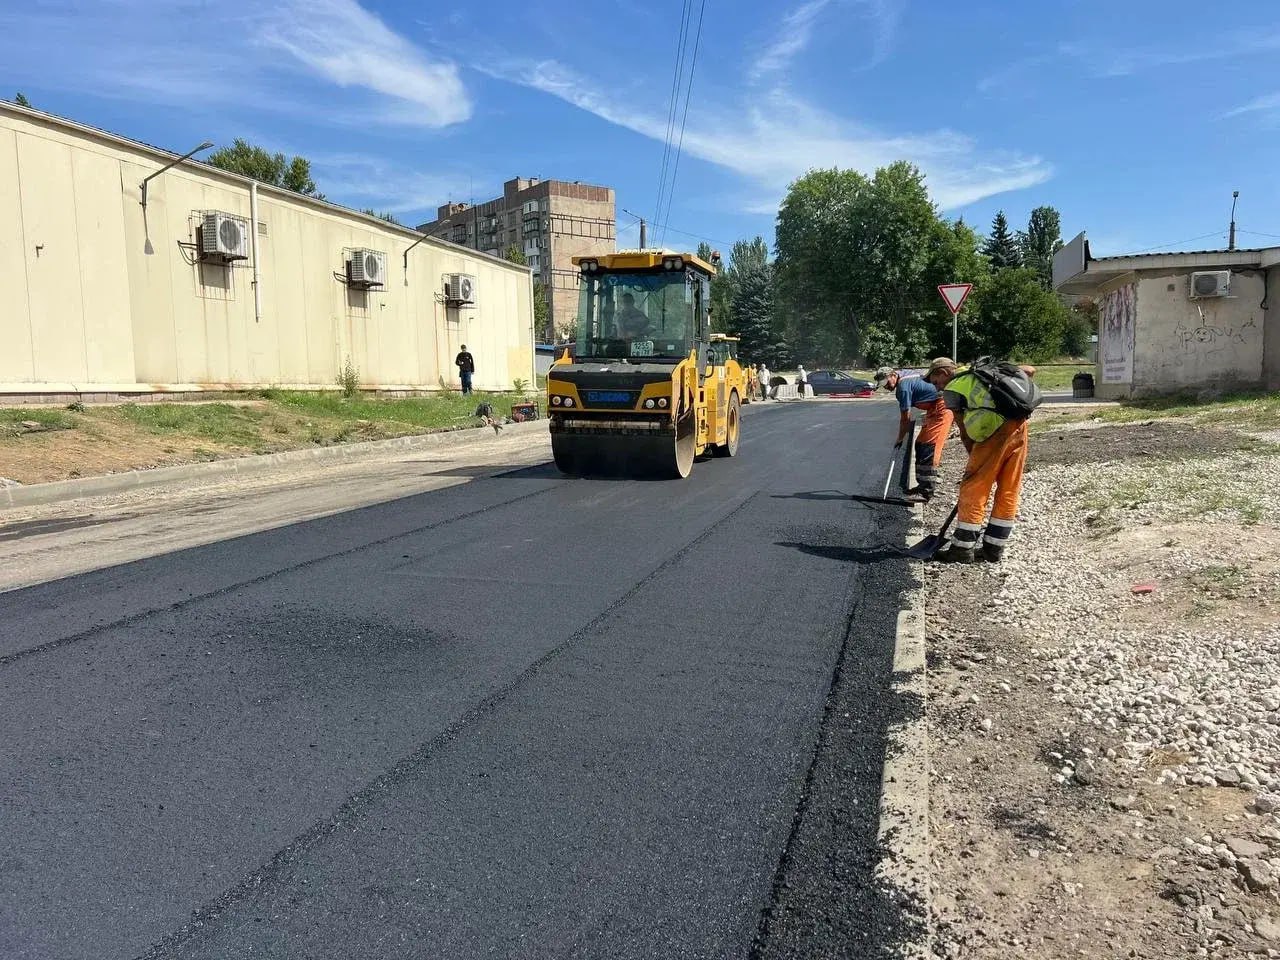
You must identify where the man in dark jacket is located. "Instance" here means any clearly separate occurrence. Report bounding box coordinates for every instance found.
[455,345,475,395]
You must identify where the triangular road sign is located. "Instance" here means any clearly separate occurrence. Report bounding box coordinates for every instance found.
[938,283,973,315]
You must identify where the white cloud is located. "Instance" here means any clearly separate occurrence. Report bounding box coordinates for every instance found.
[751,0,901,79]
[1059,30,1280,79]
[0,0,470,129]
[1223,91,1280,120]
[490,60,1050,211]
[310,153,476,218]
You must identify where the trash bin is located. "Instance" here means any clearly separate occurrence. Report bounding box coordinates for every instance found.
[1072,372,1094,399]
[511,400,538,422]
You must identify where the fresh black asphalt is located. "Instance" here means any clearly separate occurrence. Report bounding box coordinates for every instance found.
[0,400,920,959]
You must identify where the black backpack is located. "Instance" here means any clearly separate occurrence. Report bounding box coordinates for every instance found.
[969,357,1042,420]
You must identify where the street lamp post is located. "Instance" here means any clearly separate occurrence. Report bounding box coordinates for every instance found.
[140,140,215,209]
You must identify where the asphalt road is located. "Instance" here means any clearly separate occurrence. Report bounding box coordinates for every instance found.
[0,399,920,959]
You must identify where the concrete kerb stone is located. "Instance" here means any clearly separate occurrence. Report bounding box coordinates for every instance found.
[875,501,931,958]
[1,419,550,509]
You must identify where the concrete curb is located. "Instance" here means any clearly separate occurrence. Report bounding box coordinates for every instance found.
[875,508,931,957]
[1,419,550,509]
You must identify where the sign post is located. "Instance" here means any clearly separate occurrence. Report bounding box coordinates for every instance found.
[937,283,973,361]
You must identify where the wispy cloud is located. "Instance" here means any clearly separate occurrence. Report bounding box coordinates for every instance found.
[1222,91,1280,120]
[1062,30,1280,79]
[751,0,901,79]
[0,0,470,129]
[310,153,476,216]
[750,0,833,79]
[487,60,1050,211]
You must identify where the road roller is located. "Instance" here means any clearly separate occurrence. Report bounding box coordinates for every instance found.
[546,249,742,479]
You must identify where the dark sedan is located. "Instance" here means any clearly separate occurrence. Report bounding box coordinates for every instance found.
[806,370,874,397]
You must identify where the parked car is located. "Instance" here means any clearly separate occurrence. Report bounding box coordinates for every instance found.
[805,370,874,397]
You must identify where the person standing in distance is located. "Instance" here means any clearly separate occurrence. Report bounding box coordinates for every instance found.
[455,344,475,396]
[757,362,771,401]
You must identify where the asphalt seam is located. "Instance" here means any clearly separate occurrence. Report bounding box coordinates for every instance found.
[135,488,763,959]
[0,480,561,670]
[747,565,866,958]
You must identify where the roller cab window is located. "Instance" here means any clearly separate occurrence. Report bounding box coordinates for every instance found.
[575,272,699,361]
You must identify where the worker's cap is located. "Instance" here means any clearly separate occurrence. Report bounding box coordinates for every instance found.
[926,356,957,375]
[873,366,895,383]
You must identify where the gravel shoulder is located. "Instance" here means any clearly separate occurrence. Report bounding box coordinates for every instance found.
[924,418,1280,958]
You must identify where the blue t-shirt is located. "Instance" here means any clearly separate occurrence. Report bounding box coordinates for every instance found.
[895,374,938,412]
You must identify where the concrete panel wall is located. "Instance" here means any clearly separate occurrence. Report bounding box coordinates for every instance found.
[0,105,533,395]
[1264,266,1280,391]
[1132,271,1265,396]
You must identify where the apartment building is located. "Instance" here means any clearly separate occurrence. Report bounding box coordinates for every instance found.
[417,177,615,340]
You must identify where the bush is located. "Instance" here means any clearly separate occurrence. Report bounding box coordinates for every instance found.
[338,357,360,399]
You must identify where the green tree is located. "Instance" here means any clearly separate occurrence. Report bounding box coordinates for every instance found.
[776,162,959,365]
[983,211,1021,269]
[504,245,551,337]
[207,139,323,198]
[1017,205,1063,289]
[697,241,734,332]
[14,92,30,107]
[969,267,1068,361]
[730,257,791,368]
[361,209,401,225]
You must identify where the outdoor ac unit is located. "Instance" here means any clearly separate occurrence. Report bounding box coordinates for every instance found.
[200,212,249,261]
[1189,270,1230,299]
[348,248,387,288]
[445,273,476,304]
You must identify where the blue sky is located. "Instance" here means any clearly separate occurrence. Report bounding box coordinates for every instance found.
[5,0,1280,257]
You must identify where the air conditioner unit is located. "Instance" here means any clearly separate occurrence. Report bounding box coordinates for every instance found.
[200,212,249,261]
[348,248,387,288]
[1189,270,1230,299]
[445,273,476,304]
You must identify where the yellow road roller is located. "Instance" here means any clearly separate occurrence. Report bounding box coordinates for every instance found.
[546,250,742,479]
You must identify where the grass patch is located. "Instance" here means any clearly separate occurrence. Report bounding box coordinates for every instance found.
[115,402,269,448]
[265,390,514,432]
[1187,564,1248,599]
[1027,364,1093,391]
[0,408,79,431]
[1088,390,1280,426]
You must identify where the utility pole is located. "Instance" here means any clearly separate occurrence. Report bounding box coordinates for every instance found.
[1228,190,1239,251]
[639,218,647,249]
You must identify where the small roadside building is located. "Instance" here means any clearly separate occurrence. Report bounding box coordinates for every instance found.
[0,101,535,403]
[1053,232,1280,400]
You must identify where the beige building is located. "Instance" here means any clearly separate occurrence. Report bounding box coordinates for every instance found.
[1054,232,1280,399]
[0,102,535,402]
[417,178,615,341]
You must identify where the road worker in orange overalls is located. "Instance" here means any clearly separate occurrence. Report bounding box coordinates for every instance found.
[931,363,1037,564]
[873,358,957,503]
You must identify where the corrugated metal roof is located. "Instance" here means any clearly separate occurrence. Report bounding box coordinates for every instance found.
[1093,247,1267,261]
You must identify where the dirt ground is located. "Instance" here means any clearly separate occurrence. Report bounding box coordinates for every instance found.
[925,418,1280,958]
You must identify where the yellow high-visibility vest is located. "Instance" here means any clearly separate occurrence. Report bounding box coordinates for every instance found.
[943,372,1006,443]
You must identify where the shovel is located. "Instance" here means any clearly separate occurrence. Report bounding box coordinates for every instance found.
[847,453,915,507]
[903,504,959,559]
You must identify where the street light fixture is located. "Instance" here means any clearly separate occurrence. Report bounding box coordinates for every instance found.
[140,140,215,209]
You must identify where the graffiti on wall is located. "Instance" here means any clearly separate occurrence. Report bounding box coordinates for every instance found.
[1099,282,1136,384]
[1171,317,1258,354]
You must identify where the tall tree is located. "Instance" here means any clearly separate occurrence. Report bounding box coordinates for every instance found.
[207,139,323,198]
[731,258,790,368]
[1017,205,1063,289]
[698,242,733,332]
[14,92,30,107]
[983,211,1021,269]
[970,267,1067,361]
[504,245,550,337]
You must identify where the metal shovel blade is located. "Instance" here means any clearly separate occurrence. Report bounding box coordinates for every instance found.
[902,504,959,559]
[903,533,947,559]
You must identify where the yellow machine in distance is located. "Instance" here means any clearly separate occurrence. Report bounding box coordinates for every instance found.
[546,250,743,479]
[710,333,752,405]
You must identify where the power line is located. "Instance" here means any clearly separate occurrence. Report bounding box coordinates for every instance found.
[1237,228,1280,241]
[653,0,694,233]
[1126,230,1227,254]
[658,0,708,245]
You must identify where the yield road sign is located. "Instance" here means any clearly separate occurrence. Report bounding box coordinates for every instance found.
[938,283,972,315]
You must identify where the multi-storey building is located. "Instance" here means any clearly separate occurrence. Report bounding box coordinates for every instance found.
[417,177,616,340]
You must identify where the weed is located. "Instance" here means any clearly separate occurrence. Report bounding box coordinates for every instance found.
[338,357,360,399]
[66,400,86,413]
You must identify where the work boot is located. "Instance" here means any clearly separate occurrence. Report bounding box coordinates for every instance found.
[932,544,976,564]
[981,542,1005,564]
